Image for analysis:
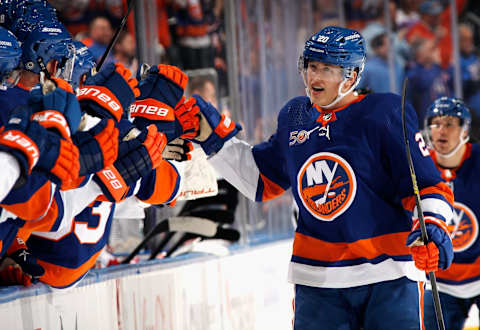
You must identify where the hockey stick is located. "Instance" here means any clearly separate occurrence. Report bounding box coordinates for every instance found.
[122,216,228,264]
[401,77,445,330]
[153,226,240,259]
[97,0,135,70]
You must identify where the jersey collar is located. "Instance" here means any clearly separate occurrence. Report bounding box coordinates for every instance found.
[430,143,472,181]
[313,94,367,126]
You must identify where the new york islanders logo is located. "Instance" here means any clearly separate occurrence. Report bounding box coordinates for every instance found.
[448,202,478,252]
[297,152,357,221]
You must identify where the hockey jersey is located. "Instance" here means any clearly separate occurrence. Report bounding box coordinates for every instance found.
[430,143,480,298]
[27,160,181,288]
[209,93,453,288]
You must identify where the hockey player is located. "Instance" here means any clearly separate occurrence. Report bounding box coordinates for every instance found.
[188,26,455,329]
[422,97,480,330]
[22,65,198,289]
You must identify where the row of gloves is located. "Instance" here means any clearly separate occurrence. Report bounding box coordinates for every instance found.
[0,62,242,193]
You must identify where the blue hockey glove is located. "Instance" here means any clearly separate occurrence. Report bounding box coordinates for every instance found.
[406,222,453,272]
[131,64,189,142]
[94,124,166,202]
[72,119,119,176]
[191,94,242,155]
[0,105,81,187]
[0,106,44,176]
[28,77,82,138]
[77,62,140,122]
[5,238,45,285]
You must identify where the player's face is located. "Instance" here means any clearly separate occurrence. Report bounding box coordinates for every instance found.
[429,116,464,154]
[306,61,344,107]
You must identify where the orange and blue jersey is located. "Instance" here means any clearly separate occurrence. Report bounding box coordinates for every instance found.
[209,93,453,289]
[26,161,181,288]
[430,143,480,298]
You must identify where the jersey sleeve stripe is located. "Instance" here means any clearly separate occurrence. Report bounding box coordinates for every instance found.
[257,173,286,202]
[293,231,410,263]
[412,197,453,223]
[0,181,54,220]
[138,161,181,204]
[401,182,454,212]
[411,217,451,236]
[436,256,480,282]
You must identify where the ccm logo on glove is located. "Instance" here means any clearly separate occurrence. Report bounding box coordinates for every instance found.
[77,87,121,114]
[130,99,174,121]
[0,130,39,171]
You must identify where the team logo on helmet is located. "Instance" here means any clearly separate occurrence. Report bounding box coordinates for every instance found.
[448,202,478,252]
[297,152,356,221]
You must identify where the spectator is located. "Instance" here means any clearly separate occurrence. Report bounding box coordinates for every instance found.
[172,0,215,70]
[112,31,138,74]
[358,31,404,94]
[395,0,420,29]
[406,0,451,68]
[189,75,218,108]
[458,23,480,115]
[81,16,114,63]
[406,37,453,125]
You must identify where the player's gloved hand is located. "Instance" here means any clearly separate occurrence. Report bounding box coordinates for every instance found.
[72,119,119,176]
[131,64,189,142]
[28,77,82,138]
[77,62,140,122]
[0,105,81,186]
[175,97,200,139]
[191,94,242,155]
[162,138,194,161]
[35,132,81,188]
[406,222,453,272]
[0,238,45,286]
[0,106,44,176]
[94,124,166,202]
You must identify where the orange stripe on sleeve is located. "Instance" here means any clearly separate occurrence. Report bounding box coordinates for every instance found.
[401,182,453,211]
[436,256,480,282]
[293,231,411,262]
[0,182,52,220]
[140,161,179,204]
[14,200,60,244]
[38,249,102,288]
[260,173,285,201]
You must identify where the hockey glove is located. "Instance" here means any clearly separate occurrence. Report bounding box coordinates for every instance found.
[35,132,81,188]
[191,94,242,155]
[77,63,140,122]
[163,138,194,161]
[131,64,190,142]
[0,106,44,176]
[406,222,453,272]
[28,77,82,138]
[1,238,45,286]
[94,125,166,202]
[72,119,119,176]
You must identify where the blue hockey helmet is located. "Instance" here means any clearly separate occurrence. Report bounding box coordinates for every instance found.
[69,40,96,90]
[299,26,366,78]
[298,26,366,109]
[21,22,73,75]
[0,26,22,88]
[424,96,471,156]
[424,96,471,130]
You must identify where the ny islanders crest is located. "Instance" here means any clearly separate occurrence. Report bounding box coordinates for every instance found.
[448,202,478,252]
[297,152,356,221]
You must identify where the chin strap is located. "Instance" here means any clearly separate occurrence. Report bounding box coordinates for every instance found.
[437,131,469,158]
[302,68,361,110]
